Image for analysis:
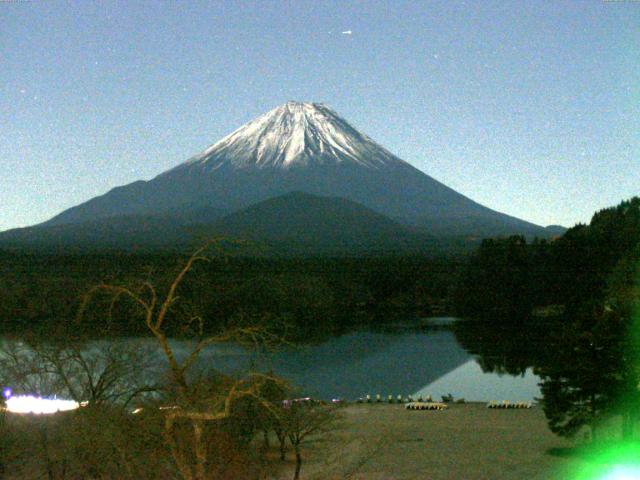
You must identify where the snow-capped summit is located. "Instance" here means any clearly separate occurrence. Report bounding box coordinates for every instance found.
[182,101,403,170]
[37,101,550,240]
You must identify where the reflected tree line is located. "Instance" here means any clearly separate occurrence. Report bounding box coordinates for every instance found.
[454,197,640,442]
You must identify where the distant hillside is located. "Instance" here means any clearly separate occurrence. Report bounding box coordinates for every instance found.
[202,191,435,254]
[543,225,567,237]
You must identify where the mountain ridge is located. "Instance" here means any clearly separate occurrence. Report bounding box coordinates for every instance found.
[18,101,560,243]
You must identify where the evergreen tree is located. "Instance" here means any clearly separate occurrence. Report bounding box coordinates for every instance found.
[539,245,640,441]
[537,303,622,440]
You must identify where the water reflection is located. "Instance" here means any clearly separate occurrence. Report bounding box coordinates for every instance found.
[414,360,541,402]
[172,327,539,401]
[452,319,556,376]
[1,322,543,403]
[257,330,471,399]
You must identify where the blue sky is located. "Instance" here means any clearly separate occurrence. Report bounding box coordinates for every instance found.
[1,0,638,231]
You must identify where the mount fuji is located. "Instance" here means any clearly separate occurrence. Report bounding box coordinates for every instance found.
[1,102,560,252]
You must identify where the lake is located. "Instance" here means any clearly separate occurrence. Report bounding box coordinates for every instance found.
[168,321,542,402]
[1,320,542,405]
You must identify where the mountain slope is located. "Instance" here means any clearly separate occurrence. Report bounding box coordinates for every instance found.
[0,215,193,251]
[205,191,433,253]
[29,101,551,239]
[0,193,437,255]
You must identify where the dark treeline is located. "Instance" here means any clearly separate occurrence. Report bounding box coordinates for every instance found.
[456,197,640,322]
[0,250,461,341]
[454,197,640,440]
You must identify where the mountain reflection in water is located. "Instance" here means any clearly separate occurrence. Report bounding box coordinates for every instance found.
[174,327,540,401]
[414,360,541,402]
[1,326,542,403]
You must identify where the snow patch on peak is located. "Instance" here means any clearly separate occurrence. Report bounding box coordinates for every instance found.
[183,102,405,171]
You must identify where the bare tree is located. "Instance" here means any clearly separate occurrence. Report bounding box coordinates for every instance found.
[79,242,287,480]
[0,338,160,408]
[0,336,165,479]
[253,374,292,460]
[279,401,338,480]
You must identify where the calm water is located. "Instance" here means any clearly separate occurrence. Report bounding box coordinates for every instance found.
[2,321,542,403]
[168,322,541,402]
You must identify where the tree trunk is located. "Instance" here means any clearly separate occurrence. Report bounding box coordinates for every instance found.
[193,420,207,480]
[165,417,194,480]
[263,430,270,450]
[39,420,55,480]
[293,448,302,480]
[276,430,287,461]
[280,438,287,461]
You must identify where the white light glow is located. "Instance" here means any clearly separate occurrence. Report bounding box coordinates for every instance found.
[600,465,640,480]
[5,395,79,414]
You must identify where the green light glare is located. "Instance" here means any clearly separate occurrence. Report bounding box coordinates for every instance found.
[559,222,640,480]
[569,442,640,480]
[600,465,640,480]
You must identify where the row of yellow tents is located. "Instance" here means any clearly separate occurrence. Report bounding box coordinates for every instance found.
[486,401,532,409]
[405,402,448,410]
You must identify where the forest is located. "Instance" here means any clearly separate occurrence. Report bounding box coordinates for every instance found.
[0,249,461,341]
[454,197,640,440]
